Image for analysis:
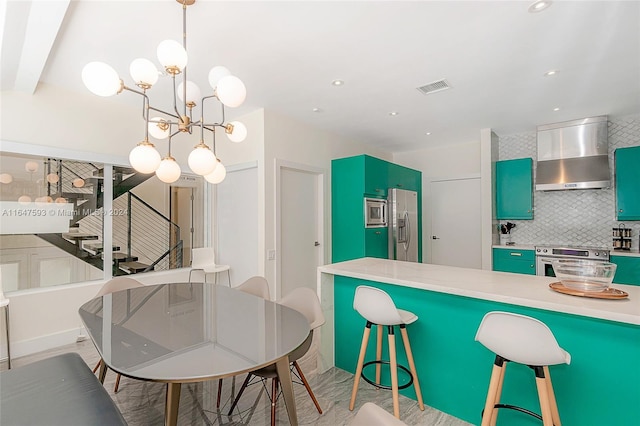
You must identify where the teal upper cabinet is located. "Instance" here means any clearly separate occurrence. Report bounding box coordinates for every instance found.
[388,162,421,192]
[364,155,389,197]
[615,146,640,220]
[496,158,533,220]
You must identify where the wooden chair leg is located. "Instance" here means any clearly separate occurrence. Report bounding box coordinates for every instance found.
[490,361,507,426]
[216,378,223,408]
[543,366,561,426]
[349,324,372,411]
[376,324,383,386]
[388,328,400,419]
[481,357,505,426]
[92,360,100,373]
[400,326,424,411]
[534,367,554,426]
[293,361,322,414]
[114,373,122,393]
[228,374,253,415]
[271,377,279,426]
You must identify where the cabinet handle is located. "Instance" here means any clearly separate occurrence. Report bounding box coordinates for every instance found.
[397,184,403,187]
[375,231,381,235]
[376,189,382,192]
[619,209,623,212]
[510,252,522,256]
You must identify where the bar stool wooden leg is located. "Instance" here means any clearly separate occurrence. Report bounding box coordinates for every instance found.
[349,323,372,411]
[489,361,507,426]
[388,327,400,419]
[376,324,383,386]
[270,377,279,426]
[534,367,554,426]
[481,356,505,426]
[399,326,424,410]
[543,366,561,426]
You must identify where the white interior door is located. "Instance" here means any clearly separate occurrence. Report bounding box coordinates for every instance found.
[430,178,482,269]
[216,165,259,286]
[279,166,322,298]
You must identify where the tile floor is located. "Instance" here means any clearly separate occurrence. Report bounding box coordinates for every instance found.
[1,341,472,426]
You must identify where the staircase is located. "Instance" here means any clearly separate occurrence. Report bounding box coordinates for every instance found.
[35,160,183,276]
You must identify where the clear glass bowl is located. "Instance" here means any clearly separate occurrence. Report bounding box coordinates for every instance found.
[552,259,617,292]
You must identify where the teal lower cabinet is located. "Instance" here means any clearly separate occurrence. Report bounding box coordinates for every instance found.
[365,227,388,258]
[492,248,535,275]
[334,276,640,426]
[611,255,640,286]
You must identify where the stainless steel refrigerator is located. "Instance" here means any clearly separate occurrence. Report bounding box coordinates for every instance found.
[388,188,419,262]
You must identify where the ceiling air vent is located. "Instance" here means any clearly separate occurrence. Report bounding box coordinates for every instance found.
[417,79,451,95]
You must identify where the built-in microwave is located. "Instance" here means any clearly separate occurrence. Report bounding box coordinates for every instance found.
[364,197,387,228]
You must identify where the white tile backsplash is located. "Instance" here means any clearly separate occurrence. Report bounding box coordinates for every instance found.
[498,114,640,251]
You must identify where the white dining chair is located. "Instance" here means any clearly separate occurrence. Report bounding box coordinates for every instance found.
[227,287,325,425]
[351,402,408,426]
[188,247,230,286]
[91,276,144,392]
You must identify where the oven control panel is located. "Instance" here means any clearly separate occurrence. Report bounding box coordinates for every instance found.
[535,246,610,261]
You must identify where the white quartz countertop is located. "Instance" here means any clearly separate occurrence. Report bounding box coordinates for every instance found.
[319,258,640,326]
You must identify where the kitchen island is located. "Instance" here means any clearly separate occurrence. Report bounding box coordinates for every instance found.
[317,258,640,426]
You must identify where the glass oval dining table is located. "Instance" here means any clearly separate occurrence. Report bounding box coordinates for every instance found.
[79,282,310,426]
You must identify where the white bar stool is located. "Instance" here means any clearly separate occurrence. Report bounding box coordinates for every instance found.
[349,285,424,419]
[475,311,571,426]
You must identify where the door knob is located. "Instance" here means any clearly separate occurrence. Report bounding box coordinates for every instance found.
[314,241,320,246]
[432,236,440,240]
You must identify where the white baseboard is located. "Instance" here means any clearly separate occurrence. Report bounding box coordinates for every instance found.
[0,327,87,360]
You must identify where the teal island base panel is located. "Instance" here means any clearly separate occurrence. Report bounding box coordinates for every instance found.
[334,276,640,426]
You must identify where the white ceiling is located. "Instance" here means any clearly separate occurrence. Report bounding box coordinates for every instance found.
[3,0,640,152]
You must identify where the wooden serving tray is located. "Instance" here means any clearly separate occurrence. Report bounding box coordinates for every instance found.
[549,282,629,299]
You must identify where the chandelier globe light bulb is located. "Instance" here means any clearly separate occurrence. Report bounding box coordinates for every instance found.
[72,178,86,188]
[129,141,162,174]
[18,195,32,204]
[208,66,231,90]
[177,80,202,105]
[226,121,247,143]
[25,161,39,173]
[157,40,188,73]
[0,173,13,184]
[156,156,181,183]
[130,58,159,88]
[82,62,122,96]
[205,159,226,184]
[55,197,67,204]
[188,143,217,175]
[216,75,246,107]
[148,117,170,139]
[46,173,60,184]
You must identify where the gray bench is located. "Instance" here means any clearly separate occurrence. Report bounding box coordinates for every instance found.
[0,352,127,425]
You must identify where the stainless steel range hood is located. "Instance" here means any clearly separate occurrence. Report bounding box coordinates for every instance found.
[536,116,610,191]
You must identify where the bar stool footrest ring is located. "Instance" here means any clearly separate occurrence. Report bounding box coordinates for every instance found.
[361,360,413,391]
[481,403,543,423]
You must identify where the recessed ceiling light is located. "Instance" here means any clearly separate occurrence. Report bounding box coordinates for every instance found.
[312,107,322,113]
[389,112,398,116]
[553,107,560,111]
[544,70,559,76]
[426,132,431,136]
[528,0,552,13]
[331,80,344,86]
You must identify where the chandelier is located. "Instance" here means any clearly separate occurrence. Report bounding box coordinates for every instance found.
[81,0,247,184]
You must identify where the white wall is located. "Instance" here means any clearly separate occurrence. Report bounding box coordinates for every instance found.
[394,141,481,264]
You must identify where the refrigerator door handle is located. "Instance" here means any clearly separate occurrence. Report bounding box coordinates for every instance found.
[403,211,410,252]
